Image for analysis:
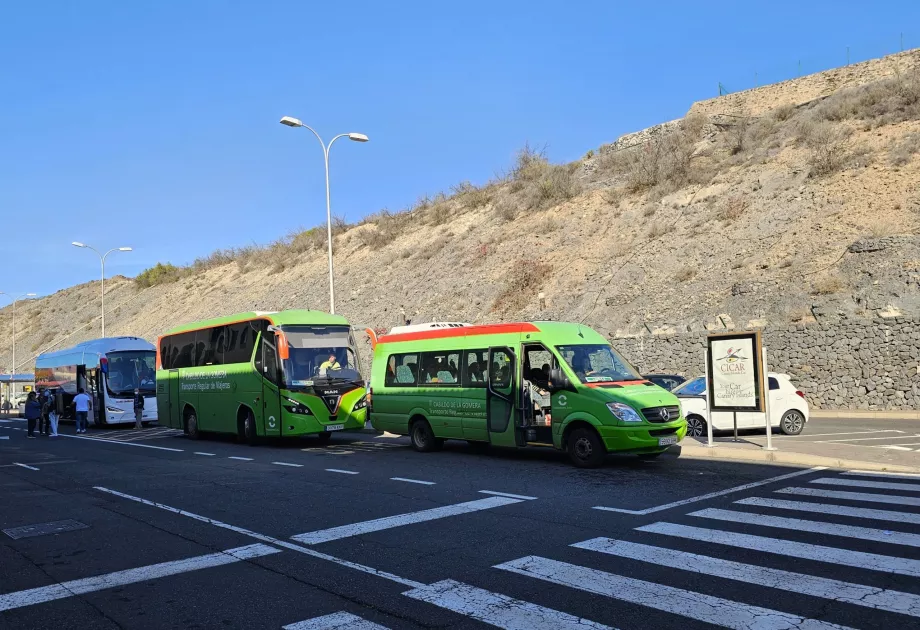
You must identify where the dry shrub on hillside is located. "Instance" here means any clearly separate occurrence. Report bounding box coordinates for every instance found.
[492,259,552,312]
[812,273,846,295]
[359,208,413,248]
[772,103,797,122]
[135,262,185,288]
[451,180,494,209]
[889,132,920,166]
[719,196,750,222]
[493,198,518,222]
[674,267,696,282]
[868,215,900,237]
[647,222,669,239]
[522,163,582,210]
[800,121,854,177]
[814,67,920,127]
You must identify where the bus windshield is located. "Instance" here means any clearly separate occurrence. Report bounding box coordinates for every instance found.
[556,344,642,384]
[106,351,157,396]
[280,325,363,390]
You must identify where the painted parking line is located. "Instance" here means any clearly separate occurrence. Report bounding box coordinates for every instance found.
[594,466,826,515]
[229,456,253,461]
[194,452,216,456]
[496,555,846,630]
[273,462,304,468]
[325,468,359,475]
[56,433,184,452]
[390,477,435,485]
[639,522,920,577]
[844,470,920,480]
[0,543,279,612]
[292,496,525,545]
[815,434,920,443]
[13,463,39,471]
[690,507,920,548]
[283,611,389,630]
[737,496,920,525]
[403,579,610,630]
[574,538,920,617]
[784,430,904,438]
[810,477,920,493]
[778,486,920,507]
[479,490,537,500]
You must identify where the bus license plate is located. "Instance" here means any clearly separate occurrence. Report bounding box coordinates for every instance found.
[326,424,344,432]
[658,436,677,446]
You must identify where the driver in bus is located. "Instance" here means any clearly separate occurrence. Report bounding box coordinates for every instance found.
[320,352,341,374]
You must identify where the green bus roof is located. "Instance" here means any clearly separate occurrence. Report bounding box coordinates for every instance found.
[162,309,351,336]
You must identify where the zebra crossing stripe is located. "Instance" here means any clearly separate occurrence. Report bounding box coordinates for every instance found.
[639,522,920,577]
[810,477,920,493]
[496,555,851,630]
[573,538,920,617]
[843,470,920,480]
[736,496,920,526]
[690,507,920,548]
[778,487,920,507]
[283,611,388,629]
[402,579,611,629]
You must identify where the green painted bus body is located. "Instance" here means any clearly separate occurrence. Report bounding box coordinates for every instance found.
[156,310,366,439]
[369,321,686,459]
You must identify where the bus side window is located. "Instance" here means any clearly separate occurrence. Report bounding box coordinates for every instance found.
[462,350,487,387]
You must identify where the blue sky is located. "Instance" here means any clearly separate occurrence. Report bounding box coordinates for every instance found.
[1,1,915,299]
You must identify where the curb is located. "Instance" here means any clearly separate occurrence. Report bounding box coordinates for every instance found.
[674,443,920,473]
[810,410,920,421]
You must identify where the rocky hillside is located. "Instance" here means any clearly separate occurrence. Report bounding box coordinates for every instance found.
[3,49,920,381]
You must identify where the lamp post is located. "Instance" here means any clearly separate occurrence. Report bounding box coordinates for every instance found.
[72,243,132,337]
[0,292,36,399]
[280,116,368,314]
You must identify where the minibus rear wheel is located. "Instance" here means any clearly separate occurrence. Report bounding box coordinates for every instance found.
[410,418,442,453]
[567,426,605,468]
[184,408,200,441]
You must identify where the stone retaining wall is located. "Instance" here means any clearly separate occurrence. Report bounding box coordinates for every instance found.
[611,316,920,410]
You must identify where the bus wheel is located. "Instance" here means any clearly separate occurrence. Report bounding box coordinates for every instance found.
[243,412,258,446]
[410,419,441,453]
[316,432,332,443]
[185,411,200,440]
[567,426,605,468]
[637,452,663,460]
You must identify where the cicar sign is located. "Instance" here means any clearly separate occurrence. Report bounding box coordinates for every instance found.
[706,331,765,413]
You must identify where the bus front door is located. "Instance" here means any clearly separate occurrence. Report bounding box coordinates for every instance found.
[486,347,519,448]
[259,338,283,438]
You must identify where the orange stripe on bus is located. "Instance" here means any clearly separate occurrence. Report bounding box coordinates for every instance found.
[377,322,540,345]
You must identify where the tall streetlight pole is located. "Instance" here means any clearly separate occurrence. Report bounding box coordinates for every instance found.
[279,116,368,314]
[72,243,132,338]
[0,292,36,398]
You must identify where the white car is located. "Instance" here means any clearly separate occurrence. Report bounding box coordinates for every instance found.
[673,373,810,437]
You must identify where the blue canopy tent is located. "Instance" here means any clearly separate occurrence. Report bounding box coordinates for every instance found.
[1,374,34,416]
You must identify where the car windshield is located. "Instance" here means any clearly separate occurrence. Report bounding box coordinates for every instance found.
[106,351,157,396]
[555,344,641,384]
[280,325,363,389]
[673,377,706,396]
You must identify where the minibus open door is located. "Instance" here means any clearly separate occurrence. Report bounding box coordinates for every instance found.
[486,347,520,447]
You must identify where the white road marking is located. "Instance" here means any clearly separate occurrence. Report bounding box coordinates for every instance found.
[779,486,920,507]
[816,434,920,443]
[497,555,849,630]
[403,579,610,630]
[811,477,920,492]
[691,507,920,548]
[390,477,435,485]
[874,445,915,451]
[738,496,920,525]
[292,496,523,545]
[0,543,279,612]
[56,433,184,452]
[13,463,39,471]
[574,537,920,617]
[93,486,425,589]
[786,430,904,438]
[228,456,253,461]
[594,466,826,514]
[640,521,920,577]
[194,452,216,456]
[325,468,359,475]
[0,436,9,440]
[844,470,920,479]
[478,490,537,500]
[272,461,304,468]
[283,611,389,630]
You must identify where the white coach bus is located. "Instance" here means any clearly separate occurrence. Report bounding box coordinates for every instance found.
[35,337,158,426]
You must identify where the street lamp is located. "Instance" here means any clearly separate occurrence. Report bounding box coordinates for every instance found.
[72,242,133,337]
[0,291,36,399]
[280,116,368,314]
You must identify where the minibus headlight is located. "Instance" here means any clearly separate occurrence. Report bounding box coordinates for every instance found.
[352,396,368,411]
[283,397,313,415]
[607,402,642,423]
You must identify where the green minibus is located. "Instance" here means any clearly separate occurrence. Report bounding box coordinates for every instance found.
[367,321,686,467]
[157,310,367,443]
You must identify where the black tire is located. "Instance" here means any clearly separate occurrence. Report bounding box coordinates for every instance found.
[467,440,490,452]
[243,411,258,446]
[410,419,441,453]
[316,431,333,443]
[185,410,200,440]
[685,415,706,438]
[780,410,806,436]
[637,452,664,460]
[567,426,606,468]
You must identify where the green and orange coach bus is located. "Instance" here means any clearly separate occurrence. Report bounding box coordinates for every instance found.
[156,310,367,443]
[366,321,686,467]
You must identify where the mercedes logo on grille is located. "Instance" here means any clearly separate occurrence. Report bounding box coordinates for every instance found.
[658,408,670,421]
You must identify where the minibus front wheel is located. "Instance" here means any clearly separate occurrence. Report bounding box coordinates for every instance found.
[410,417,443,453]
[566,425,605,468]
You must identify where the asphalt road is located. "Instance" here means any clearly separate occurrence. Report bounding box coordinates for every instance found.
[2,419,919,629]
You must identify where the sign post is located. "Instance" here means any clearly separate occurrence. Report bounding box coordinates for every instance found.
[706,331,766,441]
[763,346,776,451]
[703,349,714,448]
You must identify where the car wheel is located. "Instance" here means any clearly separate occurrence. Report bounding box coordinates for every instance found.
[243,411,258,446]
[686,415,706,438]
[410,419,440,452]
[185,411,200,440]
[780,410,805,435]
[567,427,605,468]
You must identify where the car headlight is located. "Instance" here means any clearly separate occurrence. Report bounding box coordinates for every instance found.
[607,402,643,423]
[352,396,368,411]
[283,397,313,415]
[106,406,126,413]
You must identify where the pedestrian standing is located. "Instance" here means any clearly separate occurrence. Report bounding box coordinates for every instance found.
[24,392,41,438]
[133,387,144,429]
[73,387,91,434]
[39,389,52,436]
[48,390,59,437]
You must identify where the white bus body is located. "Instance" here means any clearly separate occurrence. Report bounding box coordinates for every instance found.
[35,337,158,426]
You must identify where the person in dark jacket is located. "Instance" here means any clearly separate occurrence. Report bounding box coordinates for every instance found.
[24,392,41,438]
[133,388,145,429]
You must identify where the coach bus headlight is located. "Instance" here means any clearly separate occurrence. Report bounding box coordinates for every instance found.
[606,402,642,423]
[283,397,313,415]
[352,396,368,411]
